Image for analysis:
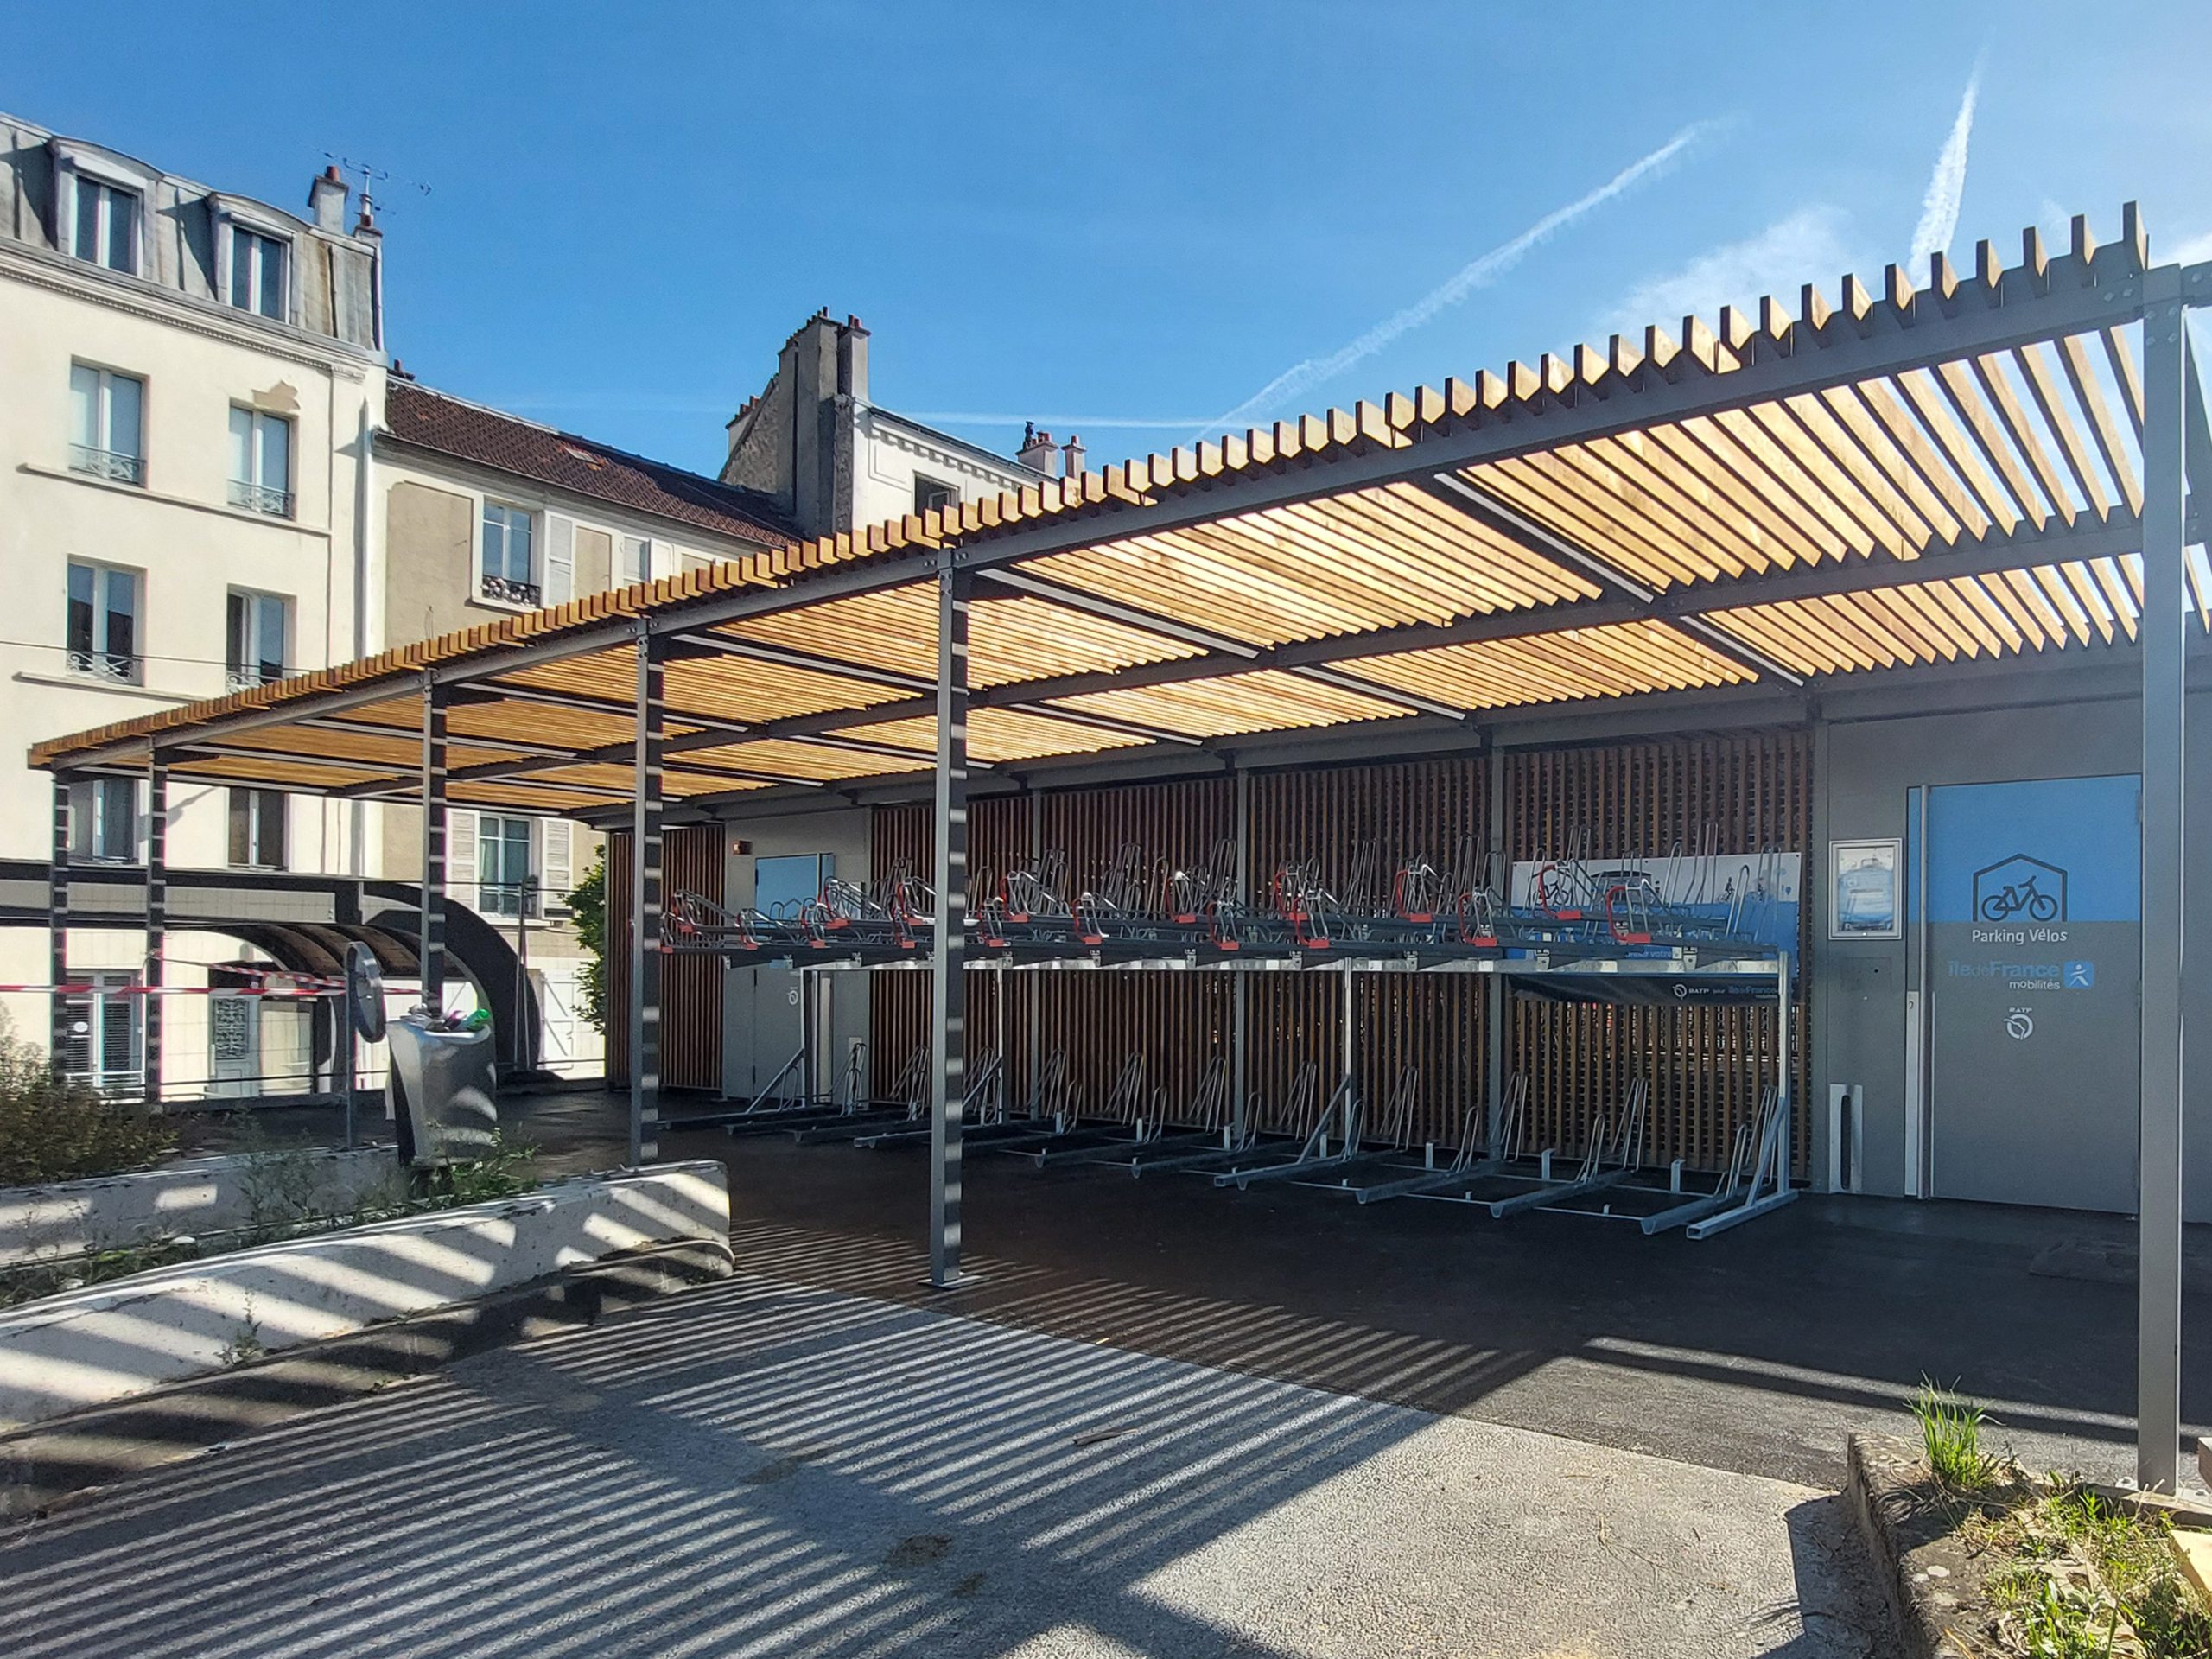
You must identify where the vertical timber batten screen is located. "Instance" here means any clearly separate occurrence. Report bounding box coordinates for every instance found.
[607,824,723,1090]
[1503,731,1813,1176]
[870,732,1808,1173]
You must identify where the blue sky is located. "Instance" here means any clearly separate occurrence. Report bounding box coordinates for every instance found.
[11,1,2211,477]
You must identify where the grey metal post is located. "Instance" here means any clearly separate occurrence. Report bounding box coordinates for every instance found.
[930,559,971,1287]
[2138,268,2189,1493]
[1231,766,1250,1135]
[143,760,166,1109]
[1485,743,1508,1150]
[1777,950,1794,1190]
[630,627,664,1166]
[48,774,70,1063]
[419,677,448,1012]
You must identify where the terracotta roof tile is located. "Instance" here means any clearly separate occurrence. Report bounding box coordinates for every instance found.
[382,380,798,546]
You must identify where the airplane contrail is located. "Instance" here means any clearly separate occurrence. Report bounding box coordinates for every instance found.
[1203,121,1721,437]
[1909,67,1980,267]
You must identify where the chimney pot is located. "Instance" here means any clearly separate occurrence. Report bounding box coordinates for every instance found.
[1015,424,1062,476]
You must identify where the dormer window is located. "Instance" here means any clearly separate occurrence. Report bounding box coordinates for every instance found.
[73,176,138,275]
[228,225,288,321]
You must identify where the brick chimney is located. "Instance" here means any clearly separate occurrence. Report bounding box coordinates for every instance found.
[308,164,347,233]
[837,314,869,400]
[1016,423,1060,475]
[1061,434,1085,478]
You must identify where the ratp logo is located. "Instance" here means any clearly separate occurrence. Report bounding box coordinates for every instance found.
[1973,855,2067,924]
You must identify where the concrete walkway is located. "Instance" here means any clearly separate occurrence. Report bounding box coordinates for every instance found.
[0,1273,1895,1658]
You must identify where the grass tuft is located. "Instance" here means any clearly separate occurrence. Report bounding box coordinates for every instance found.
[1912,1377,2007,1495]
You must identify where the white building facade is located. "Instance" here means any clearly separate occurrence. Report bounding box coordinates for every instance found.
[0,112,385,1096]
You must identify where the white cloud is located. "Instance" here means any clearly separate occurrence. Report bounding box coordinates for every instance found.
[1599,207,1859,338]
[1204,120,1721,435]
[1909,68,1980,267]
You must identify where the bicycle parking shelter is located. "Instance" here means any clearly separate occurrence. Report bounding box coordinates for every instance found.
[29,205,2210,1486]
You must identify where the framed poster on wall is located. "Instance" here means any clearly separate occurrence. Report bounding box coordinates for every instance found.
[1830,837,1902,939]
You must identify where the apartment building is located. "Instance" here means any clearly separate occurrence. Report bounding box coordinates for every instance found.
[721,310,1052,537]
[368,377,798,1074]
[0,111,384,1094]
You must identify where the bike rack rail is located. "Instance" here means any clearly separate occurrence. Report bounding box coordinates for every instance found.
[1353,1073,1531,1204]
[1486,1078,1648,1218]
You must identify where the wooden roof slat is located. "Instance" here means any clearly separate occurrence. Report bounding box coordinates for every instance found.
[1934,359,2054,529]
[2056,333,2144,515]
[2013,341,2113,519]
[1891,369,2025,535]
[1815,385,1965,543]
[1847,379,1991,538]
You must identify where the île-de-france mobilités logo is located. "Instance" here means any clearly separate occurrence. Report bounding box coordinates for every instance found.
[1972,854,2067,925]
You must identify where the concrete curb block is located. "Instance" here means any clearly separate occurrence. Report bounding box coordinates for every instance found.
[0,1147,400,1266]
[0,1160,729,1431]
[1844,1432,1987,1659]
[0,1236,733,1522]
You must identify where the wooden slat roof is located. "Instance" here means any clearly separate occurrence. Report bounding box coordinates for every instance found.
[32,207,2202,814]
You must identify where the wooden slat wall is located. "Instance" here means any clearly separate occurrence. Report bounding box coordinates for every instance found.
[1245,759,1491,1147]
[606,823,724,1090]
[1502,732,1813,1176]
[868,795,1037,1100]
[855,732,1811,1174]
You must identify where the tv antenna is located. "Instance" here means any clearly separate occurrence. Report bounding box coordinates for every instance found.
[323,153,432,219]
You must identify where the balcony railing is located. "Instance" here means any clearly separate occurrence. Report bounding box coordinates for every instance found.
[480,573,542,607]
[227,478,293,517]
[475,879,543,919]
[69,444,144,486]
[225,664,283,693]
[67,647,141,685]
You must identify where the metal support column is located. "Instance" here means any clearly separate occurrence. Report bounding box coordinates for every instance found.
[1231,767,1250,1136]
[930,558,971,1288]
[48,774,70,1063]
[419,677,448,1012]
[1484,743,1508,1150]
[2138,270,2189,1493]
[143,760,167,1109]
[631,626,665,1166]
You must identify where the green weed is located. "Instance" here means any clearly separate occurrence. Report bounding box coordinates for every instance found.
[1912,1378,2011,1494]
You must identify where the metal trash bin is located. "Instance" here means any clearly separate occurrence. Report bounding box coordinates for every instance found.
[386,1014,499,1167]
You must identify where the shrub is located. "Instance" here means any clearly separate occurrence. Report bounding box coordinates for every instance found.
[0,1011,175,1185]
[569,850,608,1036]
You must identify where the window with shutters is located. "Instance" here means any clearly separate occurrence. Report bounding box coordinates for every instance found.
[619,534,654,587]
[478,501,538,607]
[61,972,142,1095]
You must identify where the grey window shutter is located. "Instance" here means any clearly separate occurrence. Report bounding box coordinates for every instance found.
[543,514,575,604]
[540,819,572,916]
[446,808,479,909]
